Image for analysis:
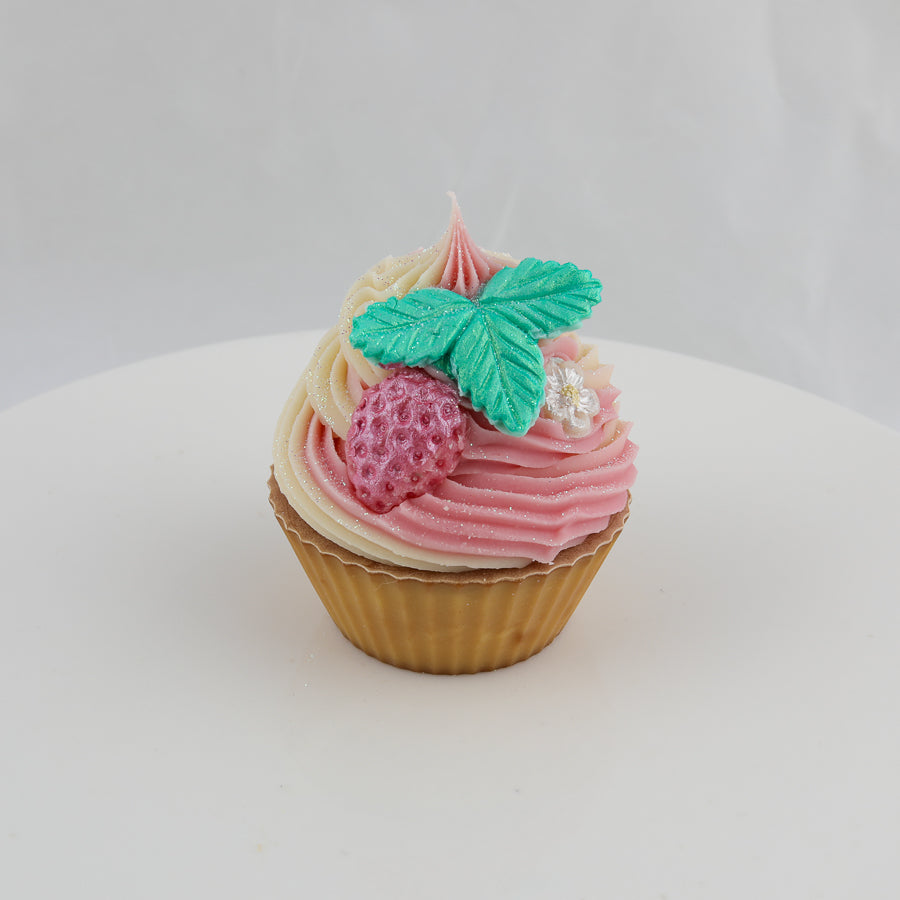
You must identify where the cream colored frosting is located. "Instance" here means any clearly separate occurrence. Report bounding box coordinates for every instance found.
[273,207,637,572]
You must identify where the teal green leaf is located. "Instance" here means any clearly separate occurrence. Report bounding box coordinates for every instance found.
[349,288,474,367]
[478,257,601,337]
[434,308,547,436]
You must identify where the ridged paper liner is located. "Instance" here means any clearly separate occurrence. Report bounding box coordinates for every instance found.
[268,472,630,675]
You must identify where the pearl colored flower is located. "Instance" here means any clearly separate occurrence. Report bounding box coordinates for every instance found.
[542,357,601,438]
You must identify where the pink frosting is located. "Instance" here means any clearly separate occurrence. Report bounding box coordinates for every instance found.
[439,193,508,298]
[300,337,637,564]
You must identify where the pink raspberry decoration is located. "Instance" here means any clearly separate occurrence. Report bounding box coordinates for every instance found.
[346,368,467,514]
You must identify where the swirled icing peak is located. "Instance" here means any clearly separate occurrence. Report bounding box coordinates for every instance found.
[438,192,506,298]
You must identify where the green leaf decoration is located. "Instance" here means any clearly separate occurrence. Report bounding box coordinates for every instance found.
[349,258,602,434]
[439,310,547,436]
[349,288,474,367]
[478,258,602,336]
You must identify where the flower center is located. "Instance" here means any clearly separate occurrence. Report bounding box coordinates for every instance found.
[561,383,580,405]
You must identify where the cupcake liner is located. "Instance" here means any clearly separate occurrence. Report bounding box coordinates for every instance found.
[268,472,630,675]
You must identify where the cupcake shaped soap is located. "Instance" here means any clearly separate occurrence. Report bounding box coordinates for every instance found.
[270,196,637,674]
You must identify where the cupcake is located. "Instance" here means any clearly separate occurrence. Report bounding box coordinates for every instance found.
[270,196,638,674]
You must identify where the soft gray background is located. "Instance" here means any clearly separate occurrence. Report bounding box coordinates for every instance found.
[2,0,898,428]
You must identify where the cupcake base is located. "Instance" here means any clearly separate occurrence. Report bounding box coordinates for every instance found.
[268,472,630,675]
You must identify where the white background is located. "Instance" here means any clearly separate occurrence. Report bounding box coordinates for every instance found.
[2,0,898,429]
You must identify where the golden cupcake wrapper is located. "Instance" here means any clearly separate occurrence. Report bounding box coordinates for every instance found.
[268,472,630,675]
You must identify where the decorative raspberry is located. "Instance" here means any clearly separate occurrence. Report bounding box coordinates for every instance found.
[346,367,467,514]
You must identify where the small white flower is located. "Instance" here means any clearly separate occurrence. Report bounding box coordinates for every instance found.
[542,357,600,438]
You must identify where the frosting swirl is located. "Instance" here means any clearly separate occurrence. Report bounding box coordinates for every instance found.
[273,204,637,572]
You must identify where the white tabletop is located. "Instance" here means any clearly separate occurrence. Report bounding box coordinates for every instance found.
[1,332,898,899]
